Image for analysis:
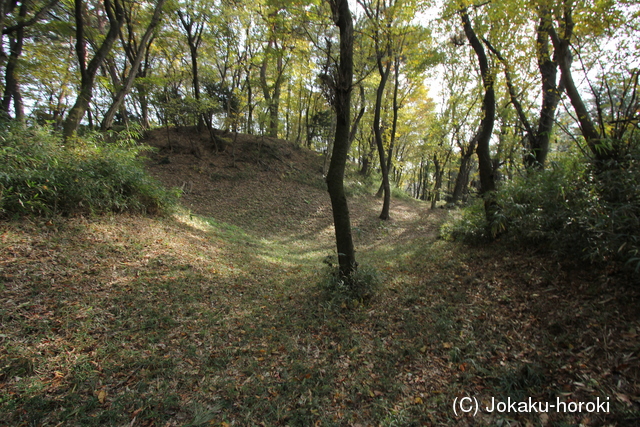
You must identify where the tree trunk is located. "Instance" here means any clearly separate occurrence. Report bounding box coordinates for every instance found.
[451,146,474,204]
[549,5,606,163]
[63,0,124,140]
[529,12,563,168]
[385,54,402,183]
[260,40,286,139]
[295,79,307,145]
[1,0,59,67]
[349,84,366,144]
[1,2,26,121]
[359,135,374,176]
[486,12,562,170]
[461,8,497,222]
[246,71,253,134]
[373,57,392,220]
[326,0,356,279]
[177,10,204,130]
[0,0,7,64]
[431,154,444,209]
[101,0,165,130]
[421,158,430,201]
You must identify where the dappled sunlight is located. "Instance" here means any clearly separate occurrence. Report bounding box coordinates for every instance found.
[3,195,638,426]
[173,210,216,234]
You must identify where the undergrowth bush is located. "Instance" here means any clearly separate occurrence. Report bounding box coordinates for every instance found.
[344,166,410,201]
[442,153,640,274]
[344,170,379,197]
[440,198,489,243]
[318,256,381,308]
[0,124,177,218]
[391,184,413,201]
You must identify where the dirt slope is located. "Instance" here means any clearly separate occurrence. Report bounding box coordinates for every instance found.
[142,126,443,246]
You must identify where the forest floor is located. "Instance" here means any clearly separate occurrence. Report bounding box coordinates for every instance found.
[1,127,639,426]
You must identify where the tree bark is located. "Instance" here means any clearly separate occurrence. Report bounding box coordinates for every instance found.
[1,1,26,121]
[63,0,124,140]
[326,0,356,279]
[101,0,165,130]
[246,71,253,134]
[451,143,474,204]
[260,40,285,139]
[2,0,60,120]
[461,8,497,221]
[387,55,401,169]
[484,12,562,170]
[548,5,606,163]
[0,0,8,63]
[373,57,392,219]
[430,155,441,209]
[530,12,563,168]
[177,10,205,130]
[349,84,366,144]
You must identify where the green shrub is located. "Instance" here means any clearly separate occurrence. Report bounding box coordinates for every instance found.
[0,124,178,218]
[439,198,490,243]
[344,164,380,197]
[391,184,413,201]
[318,256,381,308]
[441,151,640,273]
[587,155,640,272]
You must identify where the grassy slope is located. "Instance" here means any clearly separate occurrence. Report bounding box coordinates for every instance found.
[1,129,639,426]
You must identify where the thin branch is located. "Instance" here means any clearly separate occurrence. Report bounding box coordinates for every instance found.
[3,0,60,35]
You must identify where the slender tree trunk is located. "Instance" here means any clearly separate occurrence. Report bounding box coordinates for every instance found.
[485,12,562,170]
[0,0,7,64]
[260,44,285,139]
[63,0,124,140]
[246,71,253,134]
[530,12,563,168]
[384,55,401,183]
[285,82,291,140]
[451,146,474,204]
[461,8,497,222]
[415,158,423,199]
[349,84,366,144]
[326,0,356,279]
[177,10,204,130]
[132,39,154,129]
[295,79,307,145]
[1,2,26,121]
[305,104,311,148]
[360,153,370,176]
[270,56,283,138]
[431,154,445,209]
[421,158,430,201]
[548,5,605,163]
[101,0,165,130]
[373,58,392,219]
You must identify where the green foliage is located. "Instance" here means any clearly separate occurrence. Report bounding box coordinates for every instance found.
[390,184,413,201]
[344,165,381,197]
[318,256,381,308]
[442,151,640,274]
[589,154,640,273]
[440,198,490,243]
[0,124,178,218]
